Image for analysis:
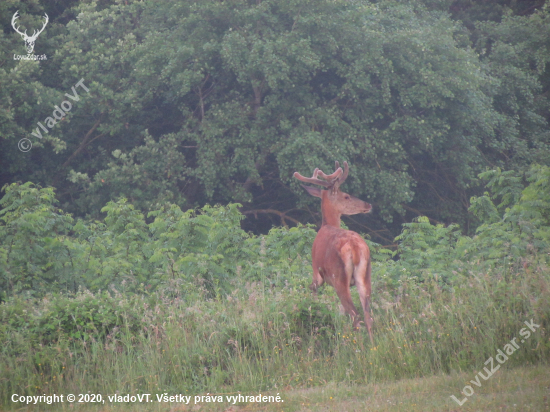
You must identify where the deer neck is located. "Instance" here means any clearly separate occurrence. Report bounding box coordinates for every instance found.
[320,196,341,227]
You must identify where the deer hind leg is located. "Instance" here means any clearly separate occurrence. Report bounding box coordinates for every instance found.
[333,254,361,327]
[334,284,360,327]
[355,258,374,344]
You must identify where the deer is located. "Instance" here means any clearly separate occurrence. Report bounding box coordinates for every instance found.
[294,161,374,344]
[11,11,49,54]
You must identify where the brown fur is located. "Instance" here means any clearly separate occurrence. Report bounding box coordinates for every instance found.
[294,162,374,344]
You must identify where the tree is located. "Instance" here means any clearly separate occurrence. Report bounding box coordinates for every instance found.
[1,0,549,241]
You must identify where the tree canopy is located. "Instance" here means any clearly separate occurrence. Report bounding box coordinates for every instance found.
[1,0,549,242]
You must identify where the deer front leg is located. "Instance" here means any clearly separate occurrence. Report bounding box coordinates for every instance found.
[309,266,325,294]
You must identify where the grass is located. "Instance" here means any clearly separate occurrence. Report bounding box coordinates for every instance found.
[1,260,549,411]
[288,363,549,412]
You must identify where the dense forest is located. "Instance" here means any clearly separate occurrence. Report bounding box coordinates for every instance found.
[1,0,549,410]
[2,0,549,241]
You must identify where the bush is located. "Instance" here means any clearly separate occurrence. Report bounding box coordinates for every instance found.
[1,166,549,408]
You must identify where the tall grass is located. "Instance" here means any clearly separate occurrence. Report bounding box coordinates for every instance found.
[1,259,548,409]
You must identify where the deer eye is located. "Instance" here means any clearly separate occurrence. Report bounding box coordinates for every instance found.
[344,195,350,200]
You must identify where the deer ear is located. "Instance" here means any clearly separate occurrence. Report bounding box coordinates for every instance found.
[301,184,322,198]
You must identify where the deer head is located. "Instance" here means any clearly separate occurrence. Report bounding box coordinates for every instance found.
[12,11,49,54]
[294,161,371,226]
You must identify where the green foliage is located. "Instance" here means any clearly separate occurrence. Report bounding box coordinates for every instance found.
[69,132,190,215]
[469,164,550,262]
[0,183,317,300]
[1,0,550,405]
[373,165,550,288]
[392,217,462,284]
[2,165,549,299]
[1,164,550,407]
[0,290,147,346]
[1,255,548,405]
[148,202,250,296]
[241,224,316,286]
[2,0,548,239]
[0,183,74,299]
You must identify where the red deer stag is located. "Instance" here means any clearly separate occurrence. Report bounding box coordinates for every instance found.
[294,161,374,343]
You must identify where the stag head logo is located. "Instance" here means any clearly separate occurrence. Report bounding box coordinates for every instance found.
[12,10,49,54]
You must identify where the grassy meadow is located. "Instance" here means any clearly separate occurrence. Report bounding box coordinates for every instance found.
[1,166,550,410]
[1,258,549,411]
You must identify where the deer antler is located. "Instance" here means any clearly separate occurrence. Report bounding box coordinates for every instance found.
[294,166,343,187]
[332,161,349,191]
[11,11,27,37]
[31,13,49,40]
[294,161,350,190]
[11,11,48,40]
